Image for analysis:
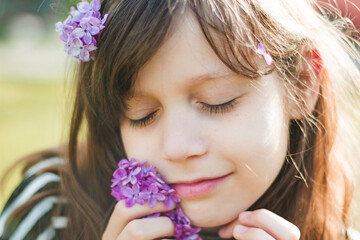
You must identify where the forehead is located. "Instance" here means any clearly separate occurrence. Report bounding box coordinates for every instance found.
[129,9,235,95]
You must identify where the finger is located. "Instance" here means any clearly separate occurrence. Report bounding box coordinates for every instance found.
[117,216,175,240]
[238,209,300,240]
[218,215,239,238]
[103,200,175,239]
[218,209,300,240]
[233,225,275,240]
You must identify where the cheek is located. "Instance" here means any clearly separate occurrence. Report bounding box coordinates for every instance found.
[120,122,166,164]
[120,121,140,159]
[212,88,289,193]
[120,126,151,159]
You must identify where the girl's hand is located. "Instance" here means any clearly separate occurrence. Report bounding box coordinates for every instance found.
[218,209,300,240]
[102,200,176,240]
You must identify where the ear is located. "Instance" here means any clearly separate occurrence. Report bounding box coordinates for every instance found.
[289,49,322,120]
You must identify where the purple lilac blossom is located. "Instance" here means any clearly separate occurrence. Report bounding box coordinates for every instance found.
[140,183,166,208]
[111,158,202,240]
[121,184,145,207]
[55,0,108,63]
[255,42,273,66]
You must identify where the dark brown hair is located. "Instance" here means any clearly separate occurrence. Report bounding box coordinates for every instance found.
[2,0,360,239]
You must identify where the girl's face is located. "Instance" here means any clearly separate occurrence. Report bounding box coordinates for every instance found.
[120,10,290,232]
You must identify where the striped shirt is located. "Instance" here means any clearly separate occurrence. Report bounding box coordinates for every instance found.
[1,157,360,240]
[0,157,67,240]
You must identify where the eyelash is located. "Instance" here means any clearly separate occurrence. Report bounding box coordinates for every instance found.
[129,98,238,128]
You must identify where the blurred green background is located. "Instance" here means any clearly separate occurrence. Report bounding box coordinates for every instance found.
[0,0,72,208]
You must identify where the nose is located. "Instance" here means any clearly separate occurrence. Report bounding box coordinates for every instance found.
[161,108,207,162]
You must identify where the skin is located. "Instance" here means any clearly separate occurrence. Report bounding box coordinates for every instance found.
[103,9,304,240]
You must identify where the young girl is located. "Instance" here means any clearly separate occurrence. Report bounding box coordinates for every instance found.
[1,0,360,239]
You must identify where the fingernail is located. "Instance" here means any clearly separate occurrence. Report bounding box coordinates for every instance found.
[234,225,248,235]
[240,211,252,220]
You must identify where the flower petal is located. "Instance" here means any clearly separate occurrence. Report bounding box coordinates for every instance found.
[132,167,142,176]
[64,16,73,25]
[71,37,83,47]
[89,26,100,35]
[70,6,76,16]
[165,198,174,209]
[155,193,166,201]
[133,184,140,193]
[139,191,151,199]
[59,33,68,42]
[83,32,92,45]
[148,197,157,208]
[89,17,101,26]
[90,0,101,11]
[144,213,161,218]
[80,50,90,61]
[80,18,90,29]
[121,186,133,197]
[122,177,132,185]
[110,178,120,188]
[71,28,85,38]
[148,184,158,192]
[135,197,145,205]
[77,2,90,13]
[118,159,129,168]
[111,191,121,201]
[64,25,74,34]
[55,22,63,32]
[171,194,180,203]
[264,53,273,65]
[68,47,81,57]
[102,14,108,24]
[130,176,137,185]
[125,197,135,207]
[72,11,84,22]
[257,42,266,54]
[93,11,101,18]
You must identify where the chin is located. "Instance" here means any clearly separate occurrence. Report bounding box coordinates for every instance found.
[181,201,238,228]
[190,216,224,227]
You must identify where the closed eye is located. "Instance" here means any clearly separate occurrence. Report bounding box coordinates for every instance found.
[128,98,239,128]
[199,98,238,115]
[129,110,158,128]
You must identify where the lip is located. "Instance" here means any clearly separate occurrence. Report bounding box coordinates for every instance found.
[170,173,231,199]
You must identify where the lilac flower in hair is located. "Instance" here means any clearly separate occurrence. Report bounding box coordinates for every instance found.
[55,16,75,42]
[111,158,201,240]
[66,37,97,62]
[256,43,273,66]
[55,0,108,62]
